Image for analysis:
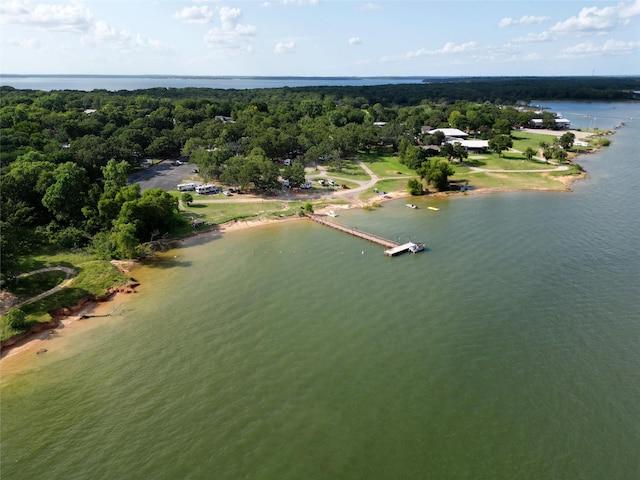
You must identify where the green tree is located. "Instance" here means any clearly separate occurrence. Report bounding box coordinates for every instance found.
[448,110,467,131]
[451,142,468,163]
[407,178,424,196]
[524,147,536,162]
[418,158,454,191]
[558,132,576,150]
[402,145,428,170]
[283,161,307,188]
[109,221,139,259]
[488,135,513,157]
[42,162,90,225]
[102,159,130,193]
[182,192,194,206]
[541,112,557,129]
[191,146,232,180]
[555,148,568,163]
[440,142,454,161]
[5,308,27,331]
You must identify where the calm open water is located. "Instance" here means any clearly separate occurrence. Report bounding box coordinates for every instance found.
[0,75,425,91]
[2,103,639,479]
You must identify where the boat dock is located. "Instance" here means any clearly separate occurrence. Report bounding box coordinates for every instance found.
[383,242,425,256]
[306,214,424,256]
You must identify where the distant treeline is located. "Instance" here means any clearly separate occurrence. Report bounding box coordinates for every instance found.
[3,76,639,106]
[9,75,635,105]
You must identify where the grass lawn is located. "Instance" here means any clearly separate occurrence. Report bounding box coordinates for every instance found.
[360,178,410,201]
[465,152,557,170]
[4,270,68,303]
[182,200,299,226]
[1,252,130,342]
[511,131,558,152]
[455,171,568,191]
[360,152,414,177]
[325,159,371,180]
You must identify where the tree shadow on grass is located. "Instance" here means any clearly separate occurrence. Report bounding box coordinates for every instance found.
[462,158,486,167]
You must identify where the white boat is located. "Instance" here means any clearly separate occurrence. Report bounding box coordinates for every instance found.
[405,203,417,209]
[408,242,425,253]
[327,211,338,217]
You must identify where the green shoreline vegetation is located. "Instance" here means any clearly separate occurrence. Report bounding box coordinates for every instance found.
[1,78,635,344]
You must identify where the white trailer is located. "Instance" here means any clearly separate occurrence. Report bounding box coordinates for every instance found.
[177,183,196,191]
[196,184,219,194]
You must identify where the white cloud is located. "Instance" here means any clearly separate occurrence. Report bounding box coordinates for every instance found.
[219,6,242,29]
[405,41,478,58]
[561,39,640,57]
[513,31,554,43]
[513,2,639,46]
[174,6,214,24]
[618,0,640,18]
[550,5,618,35]
[498,15,550,28]
[280,0,319,5]
[348,37,362,46]
[6,37,41,48]
[83,20,171,53]
[0,0,93,33]
[477,43,542,65]
[203,6,256,53]
[274,40,296,53]
[361,2,382,10]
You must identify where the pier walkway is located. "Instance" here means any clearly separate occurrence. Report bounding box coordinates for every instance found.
[307,214,399,249]
[307,214,425,256]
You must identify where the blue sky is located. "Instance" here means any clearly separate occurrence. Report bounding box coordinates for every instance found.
[1,0,639,76]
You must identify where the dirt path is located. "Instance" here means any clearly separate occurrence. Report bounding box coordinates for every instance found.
[0,267,77,315]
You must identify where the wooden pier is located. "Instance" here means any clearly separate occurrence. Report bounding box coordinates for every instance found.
[306,214,424,256]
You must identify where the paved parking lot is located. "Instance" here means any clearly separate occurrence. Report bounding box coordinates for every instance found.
[128,160,197,192]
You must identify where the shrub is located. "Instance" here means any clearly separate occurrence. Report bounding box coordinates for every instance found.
[5,308,27,331]
[407,178,424,196]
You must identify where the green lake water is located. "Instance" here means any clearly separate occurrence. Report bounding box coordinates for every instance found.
[2,103,639,479]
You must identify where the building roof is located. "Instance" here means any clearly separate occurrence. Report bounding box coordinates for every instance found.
[447,139,489,149]
[427,128,468,138]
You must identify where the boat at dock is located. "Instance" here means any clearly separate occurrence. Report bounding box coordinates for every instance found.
[306,214,424,257]
[327,211,338,217]
[408,242,425,253]
[384,242,424,257]
[384,242,425,256]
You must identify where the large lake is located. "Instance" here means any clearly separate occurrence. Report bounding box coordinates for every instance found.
[0,75,426,91]
[1,102,639,479]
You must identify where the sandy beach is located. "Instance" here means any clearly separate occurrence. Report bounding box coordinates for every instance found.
[0,291,130,370]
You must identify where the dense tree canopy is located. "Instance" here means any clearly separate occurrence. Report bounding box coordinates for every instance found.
[1,78,637,274]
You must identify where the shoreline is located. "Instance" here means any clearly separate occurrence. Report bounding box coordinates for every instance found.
[0,282,137,363]
[0,128,599,365]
